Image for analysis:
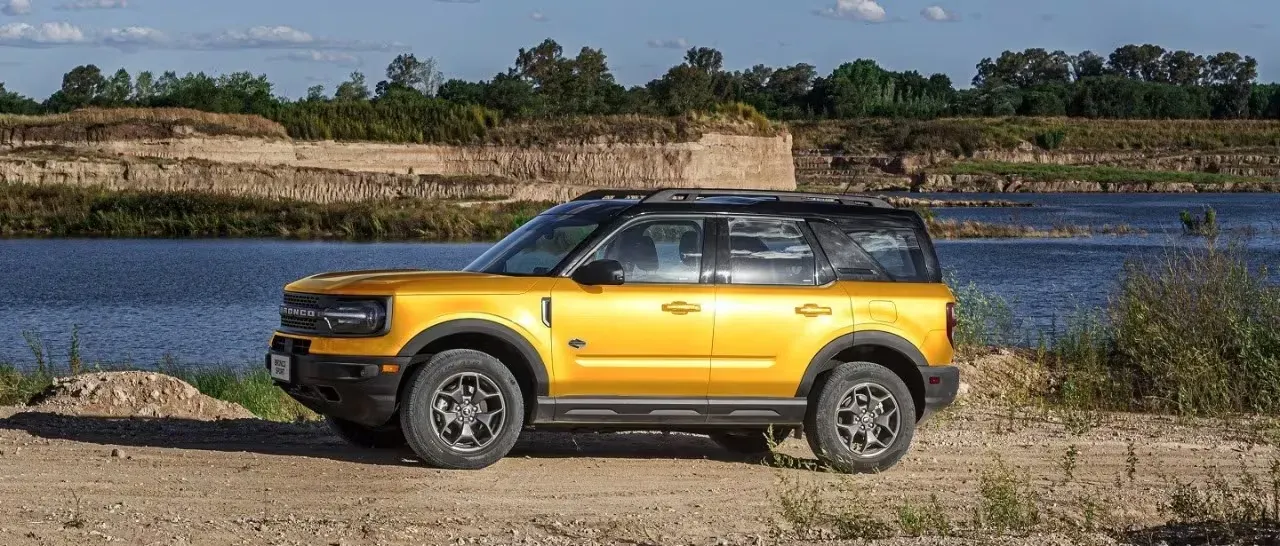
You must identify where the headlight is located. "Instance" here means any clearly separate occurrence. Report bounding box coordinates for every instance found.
[320,300,387,335]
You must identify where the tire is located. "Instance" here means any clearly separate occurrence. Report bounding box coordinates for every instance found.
[399,349,525,470]
[804,361,916,474]
[709,427,794,456]
[325,416,406,449]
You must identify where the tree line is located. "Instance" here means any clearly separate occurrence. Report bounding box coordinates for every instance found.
[1,40,1278,143]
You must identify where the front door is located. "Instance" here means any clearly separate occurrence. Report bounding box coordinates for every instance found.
[549,216,714,398]
[710,217,854,398]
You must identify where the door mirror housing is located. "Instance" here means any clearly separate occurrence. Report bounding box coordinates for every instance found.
[572,259,625,286]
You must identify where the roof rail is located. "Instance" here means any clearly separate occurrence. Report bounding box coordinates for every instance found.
[641,189,894,209]
[571,189,657,201]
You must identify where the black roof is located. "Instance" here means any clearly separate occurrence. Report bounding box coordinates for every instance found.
[545,188,920,223]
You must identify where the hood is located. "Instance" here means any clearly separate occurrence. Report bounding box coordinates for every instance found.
[284,269,540,296]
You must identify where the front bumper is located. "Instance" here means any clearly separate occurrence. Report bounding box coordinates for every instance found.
[918,365,960,422]
[265,347,410,427]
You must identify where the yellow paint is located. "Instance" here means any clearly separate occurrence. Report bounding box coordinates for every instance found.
[273,270,954,399]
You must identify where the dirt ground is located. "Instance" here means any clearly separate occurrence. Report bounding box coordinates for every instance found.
[1,393,1277,546]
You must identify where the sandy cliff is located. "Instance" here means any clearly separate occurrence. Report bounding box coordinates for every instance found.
[0,131,795,202]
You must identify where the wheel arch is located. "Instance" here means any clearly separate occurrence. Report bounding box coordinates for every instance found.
[795,331,928,421]
[396,319,550,418]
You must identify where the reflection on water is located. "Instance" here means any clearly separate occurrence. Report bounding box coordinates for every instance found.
[2,193,1278,366]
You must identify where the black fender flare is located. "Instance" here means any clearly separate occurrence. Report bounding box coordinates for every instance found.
[397,319,550,397]
[794,330,928,398]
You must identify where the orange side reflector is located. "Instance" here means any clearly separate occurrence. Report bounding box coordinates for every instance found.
[381,364,400,374]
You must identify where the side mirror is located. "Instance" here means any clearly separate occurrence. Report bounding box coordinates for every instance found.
[572,259,625,286]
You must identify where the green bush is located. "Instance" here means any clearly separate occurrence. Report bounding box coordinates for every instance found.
[950,280,1017,350]
[1034,129,1067,150]
[1108,243,1280,415]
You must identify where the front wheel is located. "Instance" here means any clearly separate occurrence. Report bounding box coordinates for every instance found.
[399,349,525,470]
[805,361,916,474]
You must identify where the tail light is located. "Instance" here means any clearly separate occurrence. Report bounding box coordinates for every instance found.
[946,302,956,347]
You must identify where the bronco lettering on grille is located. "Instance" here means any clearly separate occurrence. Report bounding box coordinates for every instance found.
[280,305,318,318]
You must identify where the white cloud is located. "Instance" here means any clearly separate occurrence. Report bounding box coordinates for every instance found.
[646,38,688,49]
[0,22,397,51]
[816,0,887,23]
[529,11,547,22]
[272,50,362,67]
[0,22,87,44]
[55,0,128,10]
[2,0,32,16]
[921,6,959,22]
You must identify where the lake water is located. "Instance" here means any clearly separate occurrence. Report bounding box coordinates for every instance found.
[2,193,1278,367]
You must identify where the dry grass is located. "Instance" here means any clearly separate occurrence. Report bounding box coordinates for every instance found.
[927,218,1139,239]
[790,117,1280,154]
[484,109,779,146]
[0,108,289,140]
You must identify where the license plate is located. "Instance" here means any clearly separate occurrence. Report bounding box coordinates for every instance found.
[269,354,292,382]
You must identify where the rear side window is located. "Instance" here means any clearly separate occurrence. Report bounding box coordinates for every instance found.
[726,217,816,286]
[810,219,939,282]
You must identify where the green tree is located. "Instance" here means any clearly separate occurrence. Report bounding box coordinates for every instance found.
[381,54,443,97]
[132,71,156,103]
[103,68,133,105]
[0,82,42,114]
[47,64,106,111]
[334,71,371,102]
[305,85,326,102]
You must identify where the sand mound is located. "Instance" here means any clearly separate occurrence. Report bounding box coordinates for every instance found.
[28,372,255,421]
[954,348,1049,403]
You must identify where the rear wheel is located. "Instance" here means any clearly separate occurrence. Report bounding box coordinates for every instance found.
[805,361,916,474]
[709,427,794,456]
[399,349,524,470]
[325,416,405,449]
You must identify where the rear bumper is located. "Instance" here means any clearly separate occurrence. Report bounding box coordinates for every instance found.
[918,365,960,422]
[265,350,410,427]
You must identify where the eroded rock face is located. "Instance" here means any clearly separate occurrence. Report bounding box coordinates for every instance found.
[1,132,797,201]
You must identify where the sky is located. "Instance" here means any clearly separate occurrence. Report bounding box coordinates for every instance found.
[1,0,1278,100]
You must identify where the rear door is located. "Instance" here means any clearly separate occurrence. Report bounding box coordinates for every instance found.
[708,216,854,399]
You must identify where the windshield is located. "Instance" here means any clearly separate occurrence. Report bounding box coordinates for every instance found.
[464,215,601,276]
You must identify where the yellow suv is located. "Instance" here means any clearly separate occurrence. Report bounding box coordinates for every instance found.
[267,189,958,473]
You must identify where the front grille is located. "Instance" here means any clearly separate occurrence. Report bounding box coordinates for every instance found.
[283,292,321,308]
[280,291,321,333]
[270,335,311,355]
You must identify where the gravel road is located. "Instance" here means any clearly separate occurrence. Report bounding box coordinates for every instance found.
[0,400,1276,545]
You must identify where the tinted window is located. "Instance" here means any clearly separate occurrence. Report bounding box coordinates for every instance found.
[809,221,889,281]
[726,218,815,286]
[811,219,936,282]
[465,215,600,276]
[590,218,704,284]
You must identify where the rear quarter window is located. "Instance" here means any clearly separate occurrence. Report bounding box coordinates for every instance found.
[809,218,940,283]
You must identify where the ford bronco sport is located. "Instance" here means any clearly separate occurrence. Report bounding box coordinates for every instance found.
[267,189,959,473]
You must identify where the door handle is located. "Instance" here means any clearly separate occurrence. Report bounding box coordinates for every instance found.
[795,304,832,317]
[661,301,702,314]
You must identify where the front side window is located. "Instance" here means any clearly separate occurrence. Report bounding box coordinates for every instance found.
[464,215,599,276]
[726,217,816,286]
[589,217,704,284]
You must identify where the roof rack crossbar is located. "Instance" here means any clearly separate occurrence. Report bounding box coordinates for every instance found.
[571,189,659,202]
[641,189,893,209]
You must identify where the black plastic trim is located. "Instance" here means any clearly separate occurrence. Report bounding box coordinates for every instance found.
[919,365,960,423]
[794,331,929,398]
[534,396,807,426]
[396,319,550,397]
[267,351,410,427]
